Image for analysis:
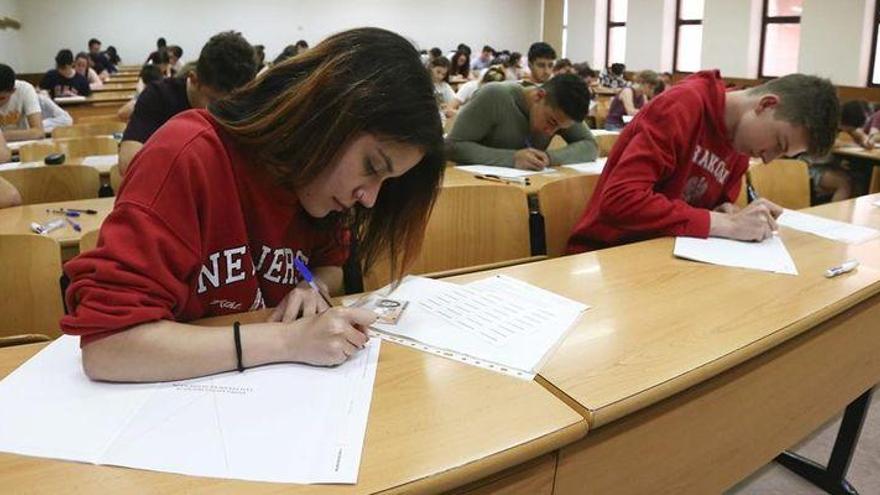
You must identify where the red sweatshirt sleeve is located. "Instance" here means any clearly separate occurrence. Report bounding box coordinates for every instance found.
[61,128,212,345]
[597,93,711,238]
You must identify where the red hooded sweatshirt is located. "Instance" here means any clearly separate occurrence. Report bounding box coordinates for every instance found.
[567,70,749,253]
[61,109,348,345]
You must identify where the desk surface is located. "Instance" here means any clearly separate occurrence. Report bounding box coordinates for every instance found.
[832,144,880,161]
[0,309,586,494]
[57,91,134,106]
[443,165,595,195]
[0,197,114,247]
[443,194,880,427]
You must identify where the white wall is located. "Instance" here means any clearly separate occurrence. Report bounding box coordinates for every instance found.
[701,0,763,79]
[0,0,23,71]
[7,0,542,74]
[624,0,676,72]
[799,0,876,86]
[566,0,599,64]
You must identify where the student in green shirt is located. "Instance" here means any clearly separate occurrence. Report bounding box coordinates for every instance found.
[446,74,597,170]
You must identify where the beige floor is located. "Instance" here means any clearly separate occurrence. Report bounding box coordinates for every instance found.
[728,390,880,494]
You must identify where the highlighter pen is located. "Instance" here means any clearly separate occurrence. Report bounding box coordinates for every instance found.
[293,257,334,308]
[825,259,859,278]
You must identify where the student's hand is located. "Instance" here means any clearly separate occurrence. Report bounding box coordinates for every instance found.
[286,307,374,366]
[514,148,549,170]
[709,199,783,242]
[268,280,331,323]
[713,202,739,214]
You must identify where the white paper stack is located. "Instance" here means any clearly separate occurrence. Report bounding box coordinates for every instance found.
[0,336,380,484]
[778,209,880,244]
[674,236,798,275]
[456,165,552,178]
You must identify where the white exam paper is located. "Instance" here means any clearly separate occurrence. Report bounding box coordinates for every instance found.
[456,165,550,178]
[0,335,380,484]
[778,209,880,245]
[81,154,118,169]
[674,236,798,275]
[0,161,41,172]
[369,275,588,376]
[590,129,620,137]
[562,157,607,174]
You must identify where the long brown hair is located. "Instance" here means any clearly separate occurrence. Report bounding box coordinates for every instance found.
[209,27,445,283]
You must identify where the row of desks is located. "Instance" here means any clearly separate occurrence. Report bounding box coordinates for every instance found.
[0,191,879,492]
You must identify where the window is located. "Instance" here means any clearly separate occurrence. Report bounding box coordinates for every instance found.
[869,1,880,86]
[758,0,803,78]
[673,0,704,73]
[562,0,570,58]
[606,0,627,65]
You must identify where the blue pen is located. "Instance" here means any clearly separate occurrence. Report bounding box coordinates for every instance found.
[293,257,334,308]
[64,216,81,232]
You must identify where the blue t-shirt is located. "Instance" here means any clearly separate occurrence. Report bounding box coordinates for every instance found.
[39,69,92,98]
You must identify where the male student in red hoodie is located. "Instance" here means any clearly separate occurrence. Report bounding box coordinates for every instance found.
[566,70,839,253]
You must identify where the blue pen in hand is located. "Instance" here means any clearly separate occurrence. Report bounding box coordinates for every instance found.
[293,257,334,309]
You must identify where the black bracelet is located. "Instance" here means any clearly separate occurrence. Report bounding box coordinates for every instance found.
[233,321,244,372]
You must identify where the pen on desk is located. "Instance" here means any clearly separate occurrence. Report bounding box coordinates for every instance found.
[474,174,530,186]
[825,259,859,278]
[46,208,80,217]
[293,257,334,309]
[60,208,98,215]
[64,216,82,232]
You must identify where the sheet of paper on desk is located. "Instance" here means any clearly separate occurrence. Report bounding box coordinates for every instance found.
[81,154,118,168]
[0,161,40,172]
[366,275,589,378]
[6,139,43,151]
[563,157,607,174]
[674,236,798,275]
[778,209,880,244]
[0,335,380,484]
[874,199,880,207]
[456,165,550,178]
[54,95,87,103]
[590,129,620,136]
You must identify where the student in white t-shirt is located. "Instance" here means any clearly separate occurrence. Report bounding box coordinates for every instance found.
[429,56,458,118]
[37,93,73,132]
[0,64,44,141]
[455,65,507,107]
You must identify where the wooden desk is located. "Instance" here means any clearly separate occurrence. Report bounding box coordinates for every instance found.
[0,308,586,494]
[0,197,114,259]
[434,193,880,493]
[93,83,137,92]
[443,166,594,196]
[832,145,880,193]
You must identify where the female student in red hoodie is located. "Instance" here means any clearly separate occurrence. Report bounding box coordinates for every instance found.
[61,28,444,382]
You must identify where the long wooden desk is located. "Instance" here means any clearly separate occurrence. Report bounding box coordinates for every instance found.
[0,308,586,494]
[0,197,114,259]
[832,145,880,193]
[440,193,880,493]
[443,165,592,195]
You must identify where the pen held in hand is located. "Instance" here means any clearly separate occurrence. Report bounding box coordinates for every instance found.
[292,257,334,309]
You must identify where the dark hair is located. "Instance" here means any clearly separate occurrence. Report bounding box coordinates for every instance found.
[295,39,309,49]
[746,74,840,157]
[574,62,597,79]
[840,100,870,128]
[273,45,298,65]
[542,74,590,122]
[157,37,167,48]
[482,45,494,54]
[429,56,451,83]
[553,58,573,72]
[55,49,74,67]
[449,50,470,79]
[75,51,90,63]
[210,28,444,282]
[429,47,442,58]
[506,52,522,67]
[527,42,556,63]
[155,48,171,65]
[0,64,14,92]
[168,45,183,59]
[88,38,101,48]
[481,65,507,84]
[196,31,257,93]
[106,46,120,64]
[139,64,163,85]
[254,44,266,66]
[610,63,626,76]
[456,43,471,56]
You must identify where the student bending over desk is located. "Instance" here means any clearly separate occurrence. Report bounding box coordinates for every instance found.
[446,74,598,169]
[61,28,444,383]
[0,64,44,142]
[567,71,839,253]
